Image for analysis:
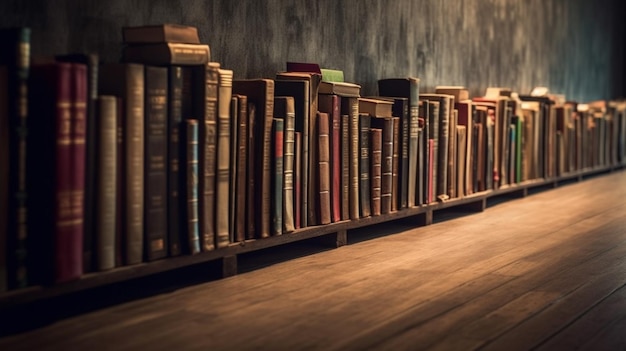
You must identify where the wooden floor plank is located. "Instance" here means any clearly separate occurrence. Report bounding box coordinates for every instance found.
[0,171,625,350]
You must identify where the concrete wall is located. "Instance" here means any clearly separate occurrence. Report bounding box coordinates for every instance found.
[2,0,624,101]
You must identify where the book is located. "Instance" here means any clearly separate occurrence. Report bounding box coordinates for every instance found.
[28,62,85,283]
[319,81,361,98]
[424,100,439,203]
[143,66,168,261]
[456,100,474,195]
[193,63,218,251]
[359,97,393,118]
[371,116,393,214]
[233,95,248,242]
[246,103,256,239]
[233,79,275,238]
[275,79,310,228]
[95,96,117,271]
[123,43,210,66]
[378,78,420,207]
[183,119,200,254]
[274,96,296,233]
[359,113,371,217]
[421,93,453,201]
[417,117,425,205]
[1,27,30,289]
[271,118,284,234]
[228,96,238,243]
[391,117,400,212]
[122,24,201,44]
[99,63,145,266]
[435,86,470,101]
[341,113,350,220]
[389,98,409,209]
[294,131,302,229]
[370,128,382,216]
[56,53,99,273]
[343,96,361,220]
[318,94,341,223]
[275,72,321,226]
[317,112,332,225]
[216,68,233,248]
[320,68,344,82]
[165,66,185,256]
[456,125,467,197]
[286,61,321,73]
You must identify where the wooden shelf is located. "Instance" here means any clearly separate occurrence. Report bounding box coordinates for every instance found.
[1,162,624,310]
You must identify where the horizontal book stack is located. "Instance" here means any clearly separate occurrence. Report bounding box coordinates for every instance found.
[1,24,626,294]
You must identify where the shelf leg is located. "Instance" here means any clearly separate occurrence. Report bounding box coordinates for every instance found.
[467,198,487,212]
[318,230,348,248]
[417,209,433,226]
[220,255,238,278]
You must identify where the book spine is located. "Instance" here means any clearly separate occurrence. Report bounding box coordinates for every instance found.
[200,63,219,250]
[408,91,419,207]
[457,125,467,197]
[428,139,434,203]
[95,96,117,271]
[317,112,331,225]
[144,66,168,261]
[346,97,360,219]
[246,102,256,239]
[438,97,450,200]
[167,66,182,256]
[391,117,400,212]
[228,96,238,243]
[282,98,296,233]
[428,101,439,203]
[216,69,233,248]
[235,96,248,241]
[381,118,393,214]
[185,119,200,254]
[5,28,30,289]
[417,118,424,205]
[331,97,341,223]
[114,98,124,266]
[169,43,211,65]
[397,99,409,209]
[448,107,457,199]
[359,113,371,217]
[294,132,302,229]
[370,128,382,216]
[341,113,350,220]
[272,118,284,234]
[0,67,7,291]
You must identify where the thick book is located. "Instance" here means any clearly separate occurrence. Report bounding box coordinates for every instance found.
[435,86,469,102]
[233,79,275,238]
[56,53,99,273]
[378,78,420,207]
[341,113,350,220]
[95,96,117,271]
[421,93,453,201]
[216,69,233,248]
[319,81,361,98]
[371,117,393,214]
[343,97,361,220]
[193,63,218,251]
[317,112,332,225]
[233,95,248,242]
[318,94,341,223]
[456,100,474,195]
[359,97,393,118]
[271,118,284,235]
[274,97,296,233]
[123,43,210,66]
[275,79,310,228]
[143,66,168,261]
[424,100,440,203]
[183,119,200,254]
[370,128,382,216]
[28,62,84,283]
[359,113,371,217]
[165,66,184,256]
[1,27,30,289]
[122,24,201,44]
[99,63,145,266]
[275,72,321,226]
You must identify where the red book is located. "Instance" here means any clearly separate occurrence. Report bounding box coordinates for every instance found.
[29,62,85,283]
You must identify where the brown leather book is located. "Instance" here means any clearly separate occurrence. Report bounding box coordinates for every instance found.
[123,43,210,66]
[274,96,296,233]
[95,96,117,271]
[317,112,331,225]
[341,113,350,220]
[391,117,400,212]
[370,128,382,216]
[233,95,248,242]
[0,66,7,291]
[359,113,371,217]
[233,79,275,239]
[318,94,341,223]
[122,24,201,44]
[342,97,360,220]
[216,68,233,248]
[144,66,168,261]
[100,63,145,266]
[228,96,238,243]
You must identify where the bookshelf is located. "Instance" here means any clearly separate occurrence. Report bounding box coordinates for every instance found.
[1,0,626,319]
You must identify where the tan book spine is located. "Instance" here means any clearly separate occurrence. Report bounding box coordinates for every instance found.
[234,95,247,242]
[279,97,296,233]
[95,96,117,271]
[344,97,360,219]
[200,62,219,251]
[216,68,232,248]
[381,118,393,214]
[317,112,331,225]
[391,117,400,212]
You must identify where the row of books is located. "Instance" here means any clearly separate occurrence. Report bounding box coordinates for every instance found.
[1,24,625,292]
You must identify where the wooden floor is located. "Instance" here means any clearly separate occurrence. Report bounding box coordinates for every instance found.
[1,171,626,350]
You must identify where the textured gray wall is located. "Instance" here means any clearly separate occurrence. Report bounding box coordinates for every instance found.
[1,0,624,101]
